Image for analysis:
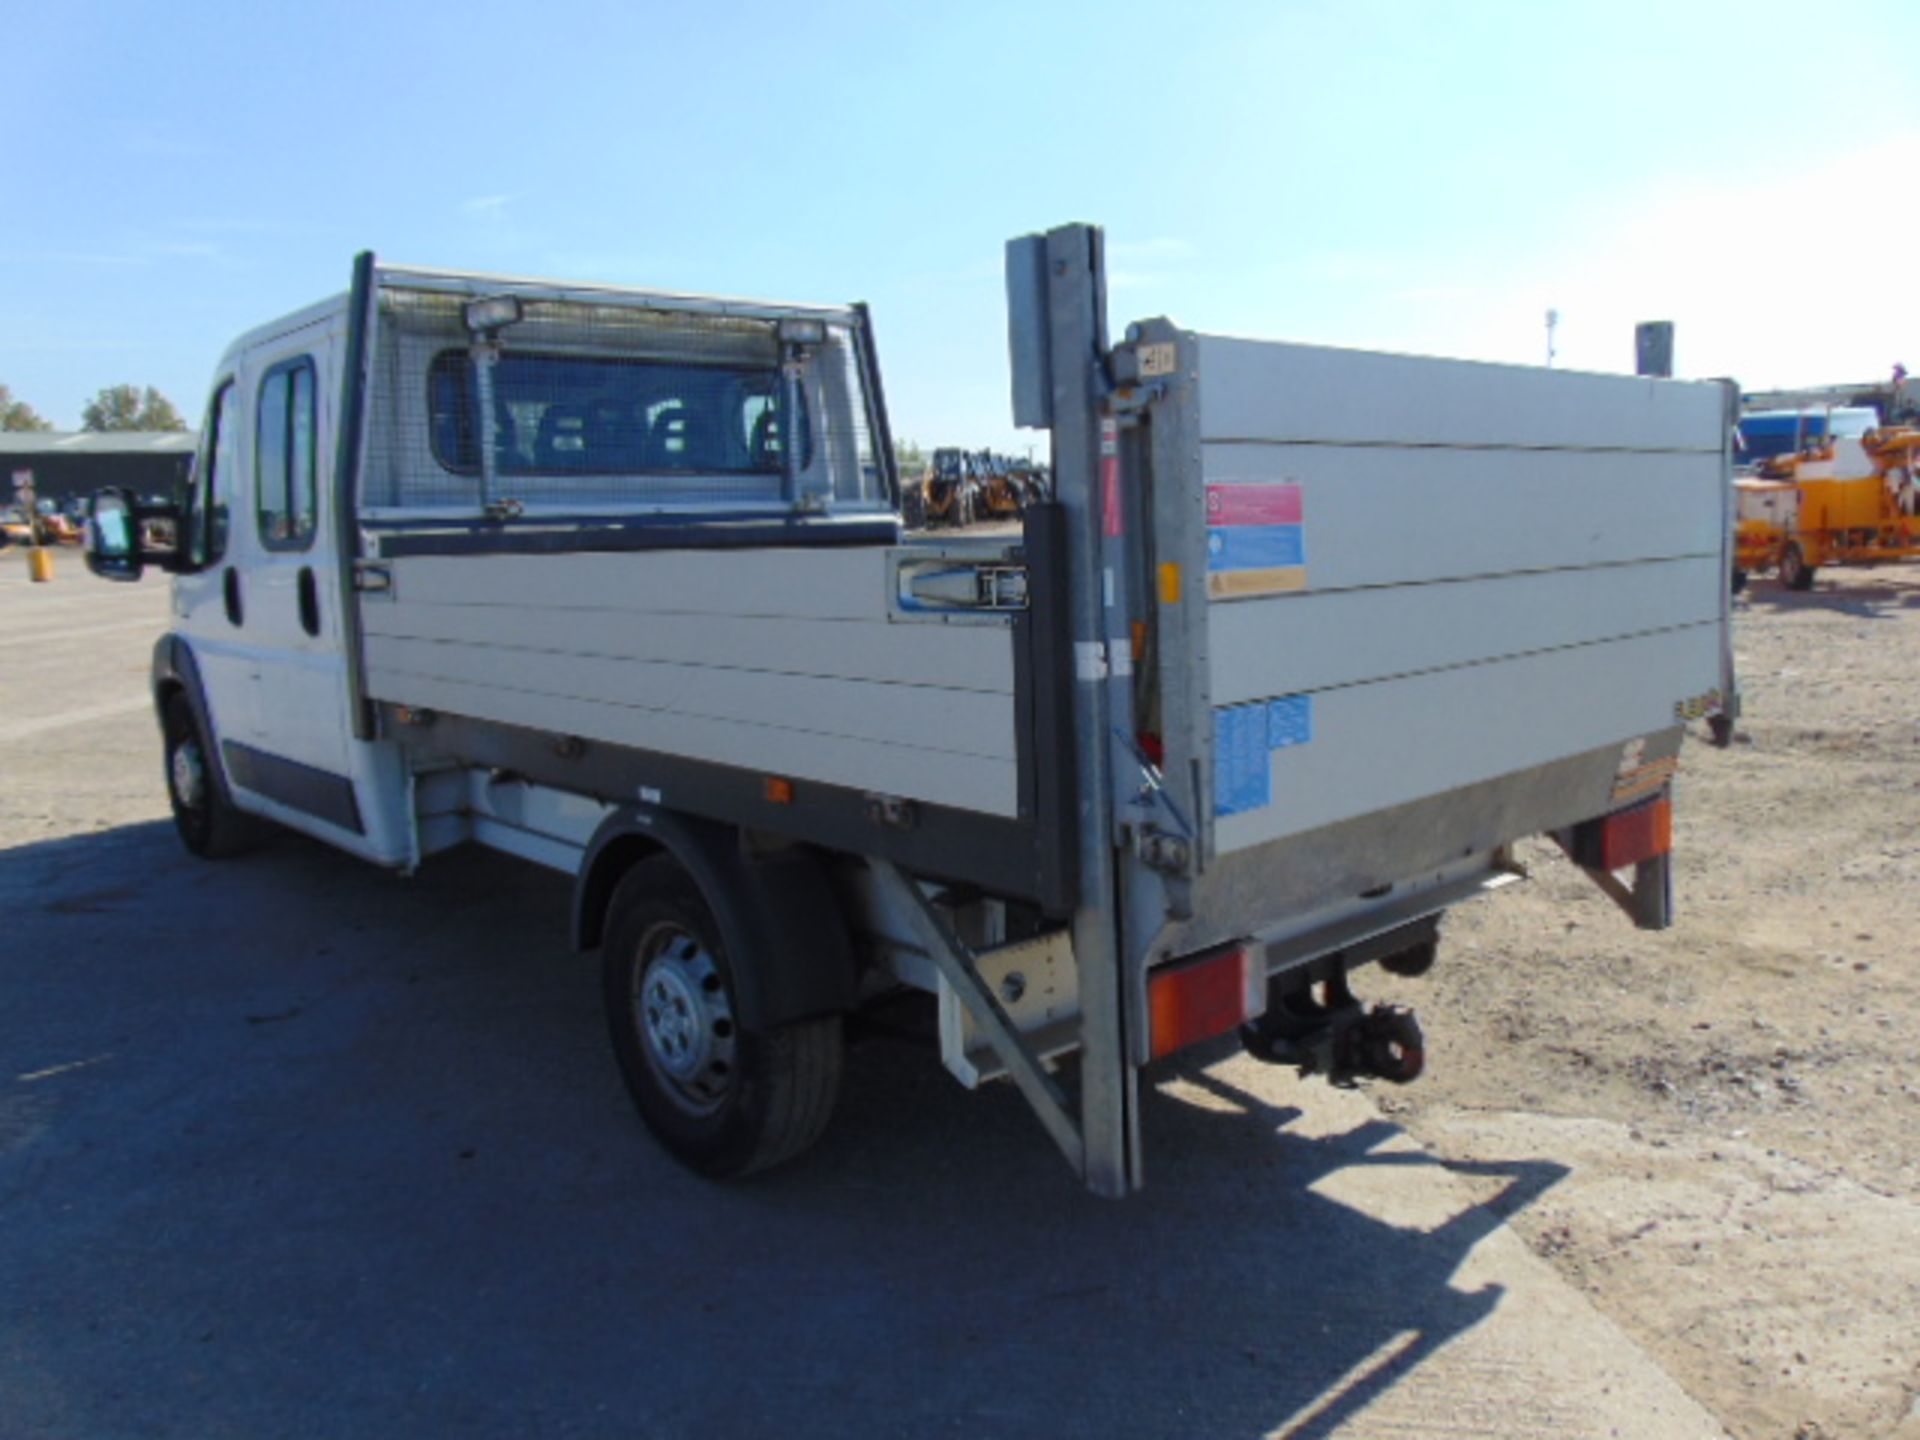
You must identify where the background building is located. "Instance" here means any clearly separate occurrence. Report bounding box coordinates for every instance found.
[1,431,195,509]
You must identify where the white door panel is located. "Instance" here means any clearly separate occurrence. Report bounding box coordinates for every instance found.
[172,379,255,746]
[173,314,409,865]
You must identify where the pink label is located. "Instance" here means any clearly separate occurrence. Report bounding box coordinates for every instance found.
[1206,482,1302,527]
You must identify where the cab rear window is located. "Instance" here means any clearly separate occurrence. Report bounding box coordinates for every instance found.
[427,351,809,477]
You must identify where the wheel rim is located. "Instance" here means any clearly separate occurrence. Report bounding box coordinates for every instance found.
[170,734,208,815]
[631,923,737,1117]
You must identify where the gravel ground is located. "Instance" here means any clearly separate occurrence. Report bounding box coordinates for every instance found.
[1376,566,1920,1440]
[0,551,1728,1440]
[5,548,1916,1437]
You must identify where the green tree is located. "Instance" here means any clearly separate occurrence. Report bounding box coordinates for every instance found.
[0,384,53,432]
[893,438,926,475]
[81,383,189,433]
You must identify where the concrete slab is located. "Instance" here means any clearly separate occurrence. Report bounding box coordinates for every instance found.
[1411,1107,1920,1440]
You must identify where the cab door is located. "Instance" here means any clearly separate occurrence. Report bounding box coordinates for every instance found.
[171,375,255,756]
[203,317,403,862]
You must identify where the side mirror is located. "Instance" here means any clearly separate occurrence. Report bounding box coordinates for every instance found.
[85,487,184,581]
[86,491,143,581]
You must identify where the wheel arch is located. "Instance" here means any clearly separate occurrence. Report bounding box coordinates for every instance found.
[574,806,858,1032]
[152,634,240,803]
[151,632,191,727]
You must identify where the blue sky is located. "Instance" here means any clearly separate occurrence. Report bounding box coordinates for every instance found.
[5,0,1916,449]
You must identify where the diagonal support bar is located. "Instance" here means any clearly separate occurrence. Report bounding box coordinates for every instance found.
[1553,833,1675,931]
[868,860,1085,1174]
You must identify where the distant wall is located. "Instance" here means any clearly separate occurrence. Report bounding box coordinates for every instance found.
[0,443,193,507]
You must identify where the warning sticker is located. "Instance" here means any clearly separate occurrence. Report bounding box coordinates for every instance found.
[1206,483,1302,527]
[1213,693,1315,817]
[1205,481,1306,600]
[1137,341,1178,378]
[1207,526,1304,570]
[1611,735,1679,805]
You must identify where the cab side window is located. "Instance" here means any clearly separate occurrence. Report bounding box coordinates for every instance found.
[187,380,237,569]
[257,358,318,550]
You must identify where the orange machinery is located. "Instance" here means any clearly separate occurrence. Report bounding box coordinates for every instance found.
[1734,427,1920,590]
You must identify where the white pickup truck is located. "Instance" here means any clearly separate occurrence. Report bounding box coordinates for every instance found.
[86,225,1736,1195]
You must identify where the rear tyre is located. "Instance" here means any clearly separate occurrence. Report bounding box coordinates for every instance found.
[162,693,260,859]
[601,856,842,1178]
[1779,543,1815,591]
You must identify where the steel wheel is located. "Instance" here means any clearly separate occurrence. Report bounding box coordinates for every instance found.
[170,728,209,823]
[600,855,843,1178]
[162,693,258,859]
[631,922,738,1118]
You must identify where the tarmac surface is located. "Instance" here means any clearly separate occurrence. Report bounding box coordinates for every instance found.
[1,558,1728,1438]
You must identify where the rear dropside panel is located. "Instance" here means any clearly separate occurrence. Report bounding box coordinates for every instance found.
[1136,323,1729,953]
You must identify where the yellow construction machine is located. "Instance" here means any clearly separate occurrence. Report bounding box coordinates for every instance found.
[1735,425,1920,590]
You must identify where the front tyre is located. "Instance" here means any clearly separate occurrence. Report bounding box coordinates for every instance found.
[161,693,259,859]
[601,856,842,1178]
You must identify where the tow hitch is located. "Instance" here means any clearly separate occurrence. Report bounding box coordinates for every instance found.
[1240,966,1426,1087]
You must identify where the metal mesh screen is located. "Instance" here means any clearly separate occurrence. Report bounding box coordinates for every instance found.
[363,288,888,516]
[819,326,881,505]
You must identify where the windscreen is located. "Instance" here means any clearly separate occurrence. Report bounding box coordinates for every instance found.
[1736,408,1879,466]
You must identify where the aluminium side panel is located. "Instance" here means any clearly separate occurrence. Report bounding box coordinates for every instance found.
[1151,331,1727,867]
[361,600,1015,694]
[1208,555,1722,701]
[1209,628,1712,853]
[1198,443,1723,587]
[359,545,1023,818]
[1196,335,1718,450]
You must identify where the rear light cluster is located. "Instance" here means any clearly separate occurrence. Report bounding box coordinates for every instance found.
[1569,795,1673,871]
[1148,943,1264,1060]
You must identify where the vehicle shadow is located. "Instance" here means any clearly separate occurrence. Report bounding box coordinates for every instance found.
[1739,575,1920,616]
[2,820,1569,1440]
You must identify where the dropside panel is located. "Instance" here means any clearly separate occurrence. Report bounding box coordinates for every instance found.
[1211,627,1711,853]
[1167,332,1727,859]
[1196,335,1721,451]
[359,546,1023,817]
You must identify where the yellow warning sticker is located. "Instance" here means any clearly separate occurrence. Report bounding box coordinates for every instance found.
[1207,566,1309,600]
[1612,738,1679,804]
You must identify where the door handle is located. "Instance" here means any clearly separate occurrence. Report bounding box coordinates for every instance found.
[223,566,243,627]
[297,567,321,637]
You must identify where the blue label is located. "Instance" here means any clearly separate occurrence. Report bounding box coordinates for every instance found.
[1212,703,1272,817]
[1267,694,1313,749]
[1206,524,1306,572]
